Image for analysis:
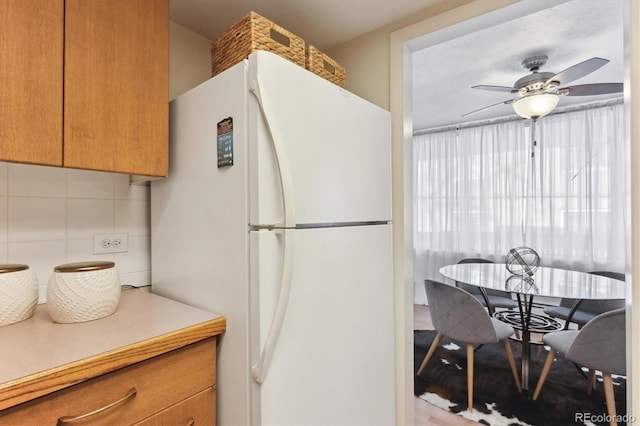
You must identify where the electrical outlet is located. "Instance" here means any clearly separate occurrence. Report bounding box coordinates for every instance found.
[94,233,128,254]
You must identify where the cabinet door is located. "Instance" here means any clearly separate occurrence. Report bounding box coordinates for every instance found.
[0,338,216,425]
[134,388,216,426]
[64,0,169,176]
[0,0,63,166]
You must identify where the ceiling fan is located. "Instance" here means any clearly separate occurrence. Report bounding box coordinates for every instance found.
[463,55,623,119]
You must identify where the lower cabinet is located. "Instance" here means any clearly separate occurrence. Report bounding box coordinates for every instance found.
[0,337,217,425]
[134,387,215,425]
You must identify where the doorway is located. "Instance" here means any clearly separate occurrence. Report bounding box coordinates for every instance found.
[389,0,636,423]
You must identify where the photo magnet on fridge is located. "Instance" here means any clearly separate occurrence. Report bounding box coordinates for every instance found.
[217,117,234,167]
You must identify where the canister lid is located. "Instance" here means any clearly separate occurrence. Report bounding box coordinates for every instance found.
[0,264,29,274]
[54,261,115,273]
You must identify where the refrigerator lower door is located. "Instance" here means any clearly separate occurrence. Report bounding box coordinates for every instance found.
[249,223,395,425]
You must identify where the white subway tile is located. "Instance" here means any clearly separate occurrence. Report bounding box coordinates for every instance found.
[8,240,67,286]
[67,199,114,239]
[115,199,149,236]
[67,238,116,263]
[8,164,67,197]
[115,174,150,201]
[114,235,150,273]
[0,162,7,196]
[5,166,152,294]
[0,196,6,243]
[68,169,115,199]
[8,197,66,242]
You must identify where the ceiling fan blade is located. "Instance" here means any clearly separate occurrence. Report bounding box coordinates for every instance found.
[559,83,623,96]
[461,98,515,117]
[544,57,609,87]
[471,85,516,93]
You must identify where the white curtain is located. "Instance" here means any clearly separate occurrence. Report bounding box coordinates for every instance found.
[413,103,627,302]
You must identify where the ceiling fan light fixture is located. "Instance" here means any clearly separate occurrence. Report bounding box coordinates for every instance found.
[513,93,560,119]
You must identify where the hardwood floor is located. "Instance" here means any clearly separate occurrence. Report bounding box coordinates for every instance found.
[413,304,480,425]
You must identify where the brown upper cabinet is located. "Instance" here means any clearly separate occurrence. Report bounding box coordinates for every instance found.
[0,0,64,167]
[0,0,169,177]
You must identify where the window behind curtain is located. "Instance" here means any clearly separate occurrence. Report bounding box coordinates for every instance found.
[413,103,627,294]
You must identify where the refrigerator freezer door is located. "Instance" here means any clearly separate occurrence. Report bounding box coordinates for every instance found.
[247,51,391,228]
[249,224,395,425]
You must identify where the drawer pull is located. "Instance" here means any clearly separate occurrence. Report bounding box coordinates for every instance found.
[56,387,137,424]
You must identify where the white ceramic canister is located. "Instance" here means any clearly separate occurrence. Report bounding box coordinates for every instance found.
[47,261,121,324]
[0,264,39,327]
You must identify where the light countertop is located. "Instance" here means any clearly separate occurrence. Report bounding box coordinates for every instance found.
[0,288,226,410]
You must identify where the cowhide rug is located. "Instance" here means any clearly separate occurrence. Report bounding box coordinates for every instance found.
[414,329,627,426]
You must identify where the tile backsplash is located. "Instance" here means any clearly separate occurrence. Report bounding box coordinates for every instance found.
[0,162,151,302]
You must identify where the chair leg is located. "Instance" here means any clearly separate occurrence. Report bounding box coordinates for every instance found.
[417,332,443,375]
[587,368,596,394]
[467,343,474,411]
[532,348,557,400]
[503,340,522,392]
[603,373,618,426]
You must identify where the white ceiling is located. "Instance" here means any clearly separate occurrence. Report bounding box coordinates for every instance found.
[170,0,624,133]
[169,0,438,50]
[412,0,624,131]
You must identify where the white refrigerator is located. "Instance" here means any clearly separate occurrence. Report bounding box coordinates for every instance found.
[151,51,395,426]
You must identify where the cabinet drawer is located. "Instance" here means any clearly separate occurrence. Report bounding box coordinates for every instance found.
[134,387,215,425]
[0,338,216,425]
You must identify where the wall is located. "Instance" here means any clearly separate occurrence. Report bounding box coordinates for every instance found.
[0,163,150,301]
[0,23,212,303]
[169,21,212,100]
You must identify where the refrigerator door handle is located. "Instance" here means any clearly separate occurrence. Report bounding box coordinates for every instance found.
[249,77,296,227]
[249,78,296,384]
[251,228,294,384]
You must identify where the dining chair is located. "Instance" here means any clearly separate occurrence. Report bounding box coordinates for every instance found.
[532,308,626,426]
[418,279,522,411]
[455,258,518,314]
[543,271,625,330]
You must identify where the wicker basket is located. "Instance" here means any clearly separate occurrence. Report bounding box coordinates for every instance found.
[305,45,346,87]
[211,11,305,77]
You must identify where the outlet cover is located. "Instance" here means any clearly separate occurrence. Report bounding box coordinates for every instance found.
[93,233,129,254]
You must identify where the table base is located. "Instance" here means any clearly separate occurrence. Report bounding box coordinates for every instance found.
[493,311,563,333]
[491,293,563,391]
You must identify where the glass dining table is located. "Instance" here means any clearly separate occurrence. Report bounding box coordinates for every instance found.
[439,262,626,390]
